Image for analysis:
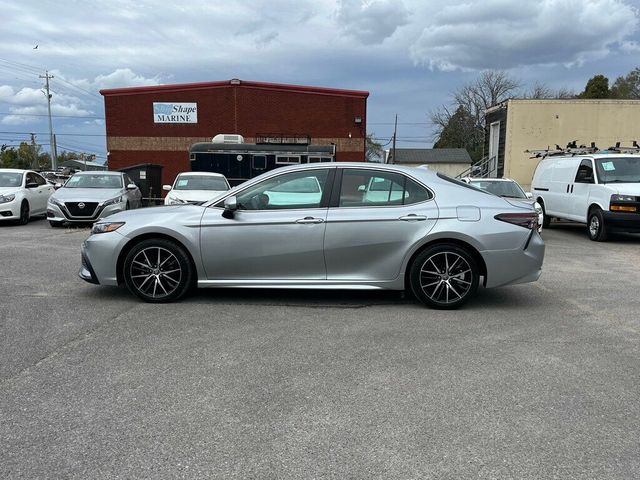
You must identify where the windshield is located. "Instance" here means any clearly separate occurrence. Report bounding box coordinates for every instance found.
[65,174,123,189]
[595,157,640,184]
[0,172,23,187]
[471,180,526,198]
[174,175,229,191]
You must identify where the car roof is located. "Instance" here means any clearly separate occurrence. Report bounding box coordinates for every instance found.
[72,170,121,175]
[0,168,30,174]
[177,172,226,178]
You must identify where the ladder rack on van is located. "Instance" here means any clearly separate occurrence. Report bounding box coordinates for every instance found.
[525,141,640,159]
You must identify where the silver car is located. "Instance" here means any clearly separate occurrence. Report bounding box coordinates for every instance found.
[80,163,544,309]
[47,171,142,227]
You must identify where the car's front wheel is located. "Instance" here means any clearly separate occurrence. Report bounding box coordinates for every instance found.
[588,208,609,242]
[18,201,30,225]
[409,244,480,309]
[123,238,193,302]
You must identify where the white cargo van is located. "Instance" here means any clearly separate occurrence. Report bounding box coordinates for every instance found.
[531,153,640,241]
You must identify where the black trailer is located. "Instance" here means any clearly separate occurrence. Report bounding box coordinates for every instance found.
[189,141,335,186]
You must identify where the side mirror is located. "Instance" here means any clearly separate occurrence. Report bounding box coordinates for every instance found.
[126,183,137,190]
[26,182,38,189]
[525,192,533,199]
[162,184,172,191]
[222,196,238,219]
[357,185,366,192]
[54,183,63,189]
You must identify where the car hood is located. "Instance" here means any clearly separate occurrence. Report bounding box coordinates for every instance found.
[610,184,640,196]
[167,189,227,203]
[52,188,124,202]
[0,187,21,196]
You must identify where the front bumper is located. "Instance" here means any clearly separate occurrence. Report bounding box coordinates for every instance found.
[482,230,545,288]
[602,211,640,233]
[48,201,126,224]
[0,200,20,220]
[80,231,129,286]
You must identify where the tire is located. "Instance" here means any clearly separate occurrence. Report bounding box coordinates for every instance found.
[409,244,480,310]
[123,238,193,303]
[18,201,29,225]
[588,208,609,242]
[539,200,551,229]
[49,220,63,228]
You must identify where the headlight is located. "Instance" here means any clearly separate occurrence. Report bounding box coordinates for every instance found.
[167,196,187,205]
[611,194,636,202]
[91,222,125,234]
[0,194,16,204]
[102,196,123,207]
[48,197,63,207]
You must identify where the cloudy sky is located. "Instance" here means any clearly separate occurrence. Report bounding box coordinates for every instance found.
[0,0,639,162]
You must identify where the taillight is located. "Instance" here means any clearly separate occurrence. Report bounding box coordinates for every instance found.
[494,212,538,230]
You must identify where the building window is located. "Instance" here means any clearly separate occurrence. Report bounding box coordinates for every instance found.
[252,155,267,170]
[276,155,301,165]
[308,156,332,163]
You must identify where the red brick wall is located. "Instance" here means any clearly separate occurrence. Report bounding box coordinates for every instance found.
[104,84,367,142]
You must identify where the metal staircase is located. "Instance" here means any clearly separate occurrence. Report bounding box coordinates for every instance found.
[456,155,497,179]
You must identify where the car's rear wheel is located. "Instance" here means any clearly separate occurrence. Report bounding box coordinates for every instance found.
[123,238,193,303]
[409,244,479,309]
[18,201,29,225]
[588,208,608,242]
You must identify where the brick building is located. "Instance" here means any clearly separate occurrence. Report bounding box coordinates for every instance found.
[100,79,369,186]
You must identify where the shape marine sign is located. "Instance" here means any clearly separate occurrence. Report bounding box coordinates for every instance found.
[153,102,198,123]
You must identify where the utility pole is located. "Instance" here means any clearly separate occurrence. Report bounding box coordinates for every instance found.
[30,133,37,169]
[40,71,57,170]
[391,114,398,164]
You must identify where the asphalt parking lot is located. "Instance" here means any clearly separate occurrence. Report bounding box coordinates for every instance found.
[1,218,639,479]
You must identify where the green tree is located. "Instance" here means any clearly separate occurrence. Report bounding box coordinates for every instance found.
[433,106,483,160]
[0,142,51,169]
[365,134,384,162]
[579,74,610,99]
[610,67,640,99]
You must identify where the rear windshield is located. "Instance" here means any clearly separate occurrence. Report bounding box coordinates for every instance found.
[471,180,526,199]
[437,173,491,194]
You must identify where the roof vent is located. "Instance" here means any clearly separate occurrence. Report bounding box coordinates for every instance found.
[212,134,245,144]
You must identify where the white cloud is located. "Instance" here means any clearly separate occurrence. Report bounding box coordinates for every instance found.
[336,0,410,44]
[410,0,639,71]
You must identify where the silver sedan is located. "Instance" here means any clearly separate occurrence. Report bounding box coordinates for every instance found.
[80,163,544,309]
[48,171,142,227]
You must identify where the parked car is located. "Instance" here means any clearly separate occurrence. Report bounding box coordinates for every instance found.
[163,172,230,205]
[0,169,54,224]
[531,153,640,241]
[80,163,544,309]
[47,171,142,227]
[461,177,544,232]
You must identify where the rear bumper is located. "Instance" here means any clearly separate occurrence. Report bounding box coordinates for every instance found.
[482,231,545,288]
[602,211,640,233]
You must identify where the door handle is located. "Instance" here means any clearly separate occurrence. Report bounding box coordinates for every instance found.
[399,214,428,221]
[296,216,324,224]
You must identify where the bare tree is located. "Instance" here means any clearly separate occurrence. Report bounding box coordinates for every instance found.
[525,82,555,99]
[430,70,520,161]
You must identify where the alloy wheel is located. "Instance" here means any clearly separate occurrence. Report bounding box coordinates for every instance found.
[129,246,183,299]
[419,251,473,305]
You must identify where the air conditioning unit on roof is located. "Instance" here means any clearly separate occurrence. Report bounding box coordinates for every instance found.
[212,134,245,144]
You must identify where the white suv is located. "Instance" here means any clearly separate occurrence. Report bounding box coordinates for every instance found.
[531,154,640,241]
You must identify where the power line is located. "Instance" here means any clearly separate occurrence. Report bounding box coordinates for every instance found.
[0,131,106,137]
[0,112,104,119]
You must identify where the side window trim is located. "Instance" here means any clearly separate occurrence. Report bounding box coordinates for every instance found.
[332,168,433,209]
[219,168,333,211]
